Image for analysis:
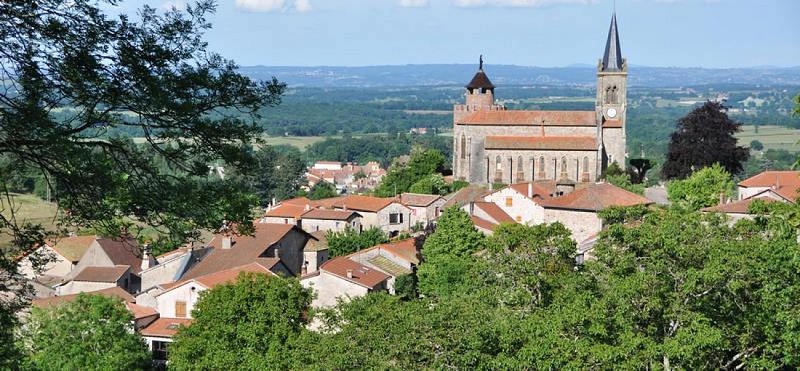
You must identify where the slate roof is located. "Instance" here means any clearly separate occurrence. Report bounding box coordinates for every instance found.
[539,183,652,212]
[181,223,300,280]
[457,110,596,126]
[72,265,130,283]
[139,317,194,338]
[485,136,597,151]
[48,235,97,263]
[399,193,443,207]
[96,237,143,273]
[320,257,390,289]
[32,286,135,308]
[601,12,624,72]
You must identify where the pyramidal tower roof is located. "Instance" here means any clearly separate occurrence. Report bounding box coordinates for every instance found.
[466,55,495,90]
[601,12,624,72]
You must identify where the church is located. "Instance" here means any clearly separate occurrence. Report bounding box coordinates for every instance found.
[453,12,627,185]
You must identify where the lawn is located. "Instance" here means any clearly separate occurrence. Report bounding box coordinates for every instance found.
[737,125,800,152]
[0,193,60,248]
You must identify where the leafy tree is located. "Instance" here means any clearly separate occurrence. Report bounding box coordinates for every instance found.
[23,294,150,370]
[408,174,448,195]
[0,0,283,354]
[661,101,749,179]
[233,145,306,205]
[169,273,312,370]
[750,139,764,151]
[667,163,734,211]
[308,180,338,200]
[793,94,800,118]
[374,148,445,197]
[325,226,388,257]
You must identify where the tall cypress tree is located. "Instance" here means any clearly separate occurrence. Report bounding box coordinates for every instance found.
[661,101,749,180]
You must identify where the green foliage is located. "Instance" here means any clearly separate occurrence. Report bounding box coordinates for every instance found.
[750,139,764,151]
[793,94,800,118]
[662,101,749,180]
[169,273,312,370]
[667,163,734,211]
[305,134,452,169]
[234,145,306,205]
[23,294,150,370]
[605,173,645,195]
[449,180,470,193]
[394,274,418,300]
[375,148,445,197]
[308,181,338,200]
[408,174,449,195]
[325,226,388,257]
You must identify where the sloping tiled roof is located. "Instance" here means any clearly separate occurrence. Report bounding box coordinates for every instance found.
[320,257,390,289]
[485,136,597,151]
[72,265,130,283]
[539,183,652,212]
[375,238,420,265]
[458,110,596,126]
[48,235,97,263]
[194,262,276,288]
[466,70,495,90]
[126,302,158,320]
[367,255,412,276]
[508,180,558,200]
[139,317,194,338]
[182,223,299,280]
[472,202,514,223]
[470,216,499,232]
[739,171,800,188]
[443,184,491,208]
[305,230,329,252]
[331,195,398,213]
[399,193,443,207]
[96,237,143,273]
[265,203,308,219]
[603,119,622,128]
[701,196,776,214]
[32,286,135,308]
[301,209,360,221]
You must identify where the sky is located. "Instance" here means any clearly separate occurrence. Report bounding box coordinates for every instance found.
[121,0,800,68]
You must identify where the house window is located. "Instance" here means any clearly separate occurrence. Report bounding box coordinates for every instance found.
[505,197,513,207]
[175,301,187,318]
[152,341,170,361]
[389,213,404,225]
[515,216,522,222]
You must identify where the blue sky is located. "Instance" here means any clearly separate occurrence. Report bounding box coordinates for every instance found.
[125,0,799,68]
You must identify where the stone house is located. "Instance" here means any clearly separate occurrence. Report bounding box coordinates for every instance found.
[483,181,556,224]
[462,201,515,235]
[56,265,133,295]
[139,246,212,293]
[70,237,145,279]
[347,238,421,294]
[299,209,362,234]
[399,193,446,229]
[539,182,652,243]
[33,286,157,330]
[736,170,800,201]
[329,195,412,237]
[18,235,97,280]
[303,231,330,275]
[140,317,194,367]
[300,256,389,308]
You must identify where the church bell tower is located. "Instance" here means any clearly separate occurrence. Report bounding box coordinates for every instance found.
[597,11,628,169]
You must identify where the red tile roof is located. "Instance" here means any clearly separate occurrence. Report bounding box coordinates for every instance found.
[194,262,276,288]
[96,237,144,273]
[485,136,597,151]
[126,302,158,320]
[265,203,308,219]
[331,195,398,213]
[603,119,622,128]
[399,193,443,207]
[139,317,194,338]
[301,209,361,221]
[507,180,557,200]
[701,196,777,214]
[739,171,800,188]
[320,257,390,289]
[539,183,652,212]
[443,184,491,208]
[472,202,515,223]
[32,287,135,308]
[353,238,421,265]
[458,110,596,126]
[72,265,130,283]
[182,223,299,280]
[471,216,499,232]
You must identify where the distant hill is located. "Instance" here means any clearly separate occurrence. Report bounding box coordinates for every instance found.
[240,65,800,88]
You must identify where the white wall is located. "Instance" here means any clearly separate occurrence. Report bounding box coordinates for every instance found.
[543,208,602,243]
[155,282,207,319]
[300,271,368,308]
[19,245,74,279]
[484,188,544,225]
[56,281,117,296]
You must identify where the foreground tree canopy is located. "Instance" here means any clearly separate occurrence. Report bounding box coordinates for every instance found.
[1,0,282,364]
[661,101,749,180]
[23,294,150,370]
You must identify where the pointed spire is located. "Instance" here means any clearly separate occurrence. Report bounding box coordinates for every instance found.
[601,12,624,72]
[466,55,495,90]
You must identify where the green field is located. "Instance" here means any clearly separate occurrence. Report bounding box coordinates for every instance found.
[736,125,800,152]
[0,193,60,248]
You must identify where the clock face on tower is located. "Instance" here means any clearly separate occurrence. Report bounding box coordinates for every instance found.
[606,108,617,118]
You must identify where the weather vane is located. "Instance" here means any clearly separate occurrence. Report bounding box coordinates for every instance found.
[479,55,483,70]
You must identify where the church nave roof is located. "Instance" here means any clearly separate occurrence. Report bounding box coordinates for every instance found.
[485,136,597,151]
[458,110,596,127]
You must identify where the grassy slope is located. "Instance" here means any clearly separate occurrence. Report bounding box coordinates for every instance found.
[737,125,800,152]
[0,193,60,248]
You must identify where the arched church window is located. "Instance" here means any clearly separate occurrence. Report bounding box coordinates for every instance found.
[561,157,568,173]
[495,156,502,171]
[539,156,545,173]
[610,86,618,104]
[605,87,612,104]
[460,135,466,159]
[583,156,589,173]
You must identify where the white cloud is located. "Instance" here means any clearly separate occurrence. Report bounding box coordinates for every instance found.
[160,0,186,11]
[455,0,595,7]
[235,0,312,12]
[399,0,430,7]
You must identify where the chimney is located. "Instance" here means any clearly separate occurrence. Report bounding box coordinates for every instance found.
[304,204,311,212]
[346,269,353,279]
[221,237,232,249]
[274,248,280,259]
[469,202,474,216]
[141,243,155,271]
[528,182,533,198]
[343,203,347,211]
